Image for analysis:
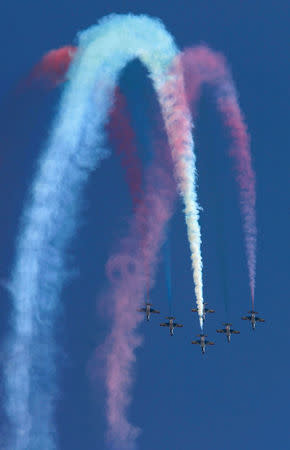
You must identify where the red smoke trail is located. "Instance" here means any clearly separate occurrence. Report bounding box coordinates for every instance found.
[0,47,78,182]
[0,46,78,169]
[179,46,256,306]
[99,82,175,447]
[95,107,176,446]
[94,84,176,449]
[21,46,77,90]
[100,139,176,448]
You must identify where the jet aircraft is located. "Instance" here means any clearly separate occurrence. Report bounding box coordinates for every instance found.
[137,302,160,321]
[216,323,240,343]
[160,316,183,336]
[241,310,265,330]
[192,302,215,321]
[192,334,214,354]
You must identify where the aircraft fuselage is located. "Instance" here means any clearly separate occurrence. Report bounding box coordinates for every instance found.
[225,327,231,342]
[146,304,151,321]
[251,315,256,329]
[200,336,206,353]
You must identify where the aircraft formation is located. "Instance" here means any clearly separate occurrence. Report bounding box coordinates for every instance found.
[137,302,265,354]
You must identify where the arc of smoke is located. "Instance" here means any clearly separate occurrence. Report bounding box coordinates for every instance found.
[179,46,256,305]
[5,14,203,450]
[22,42,205,322]
[25,44,206,315]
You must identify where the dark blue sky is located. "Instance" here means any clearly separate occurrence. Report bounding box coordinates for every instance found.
[0,1,289,449]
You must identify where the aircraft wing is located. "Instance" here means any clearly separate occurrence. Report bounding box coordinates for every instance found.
[216,329,225,333]
[191,340,200,345]
[174,323,183,328]
[231,330,240,334]
[207,341,215,345]
[137,308,146,312]
[192,308,198,312]
[207,309,215,313]
[256,317,265,322]
[241,316,250,320]
[160,323,169,327]
[150,308,160,314]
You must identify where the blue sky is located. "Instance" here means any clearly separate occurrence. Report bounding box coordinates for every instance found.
[0,1,289,449]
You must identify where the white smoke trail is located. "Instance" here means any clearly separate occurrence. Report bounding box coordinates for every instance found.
[158,61,204,327]
[5,14,204,449]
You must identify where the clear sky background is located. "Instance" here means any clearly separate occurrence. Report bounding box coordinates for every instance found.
[0,1,289,449]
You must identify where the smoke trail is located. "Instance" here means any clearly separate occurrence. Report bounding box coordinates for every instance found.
[101,136,176,449]
[21,45,205,309]
[0,46,77,169]
[99,100,177,448]
[5,14,203,449]
[179,46,256,305]
[20,46,77,90]
[159,63,204,327]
